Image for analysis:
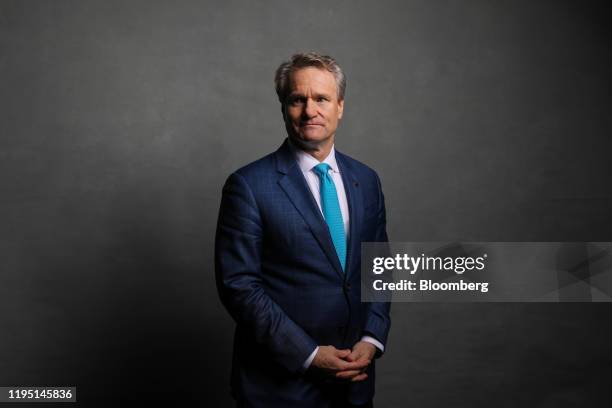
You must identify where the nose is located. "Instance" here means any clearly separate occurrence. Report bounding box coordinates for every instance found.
[303,98,318,119]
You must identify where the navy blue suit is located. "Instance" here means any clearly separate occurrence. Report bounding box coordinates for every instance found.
[215,139,391,407]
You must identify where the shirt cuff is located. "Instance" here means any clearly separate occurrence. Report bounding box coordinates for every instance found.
[361,335,384,353]
[302,346,319,371]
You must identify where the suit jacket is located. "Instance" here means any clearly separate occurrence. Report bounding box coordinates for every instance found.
[215,139,391,407]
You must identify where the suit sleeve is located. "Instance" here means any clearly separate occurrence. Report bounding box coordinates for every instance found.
[362,172,392,353]
[215,172,318,373]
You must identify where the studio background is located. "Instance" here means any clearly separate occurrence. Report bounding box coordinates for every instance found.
[2,0,611,406]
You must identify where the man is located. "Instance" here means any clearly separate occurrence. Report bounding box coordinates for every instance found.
[215,52,390,408]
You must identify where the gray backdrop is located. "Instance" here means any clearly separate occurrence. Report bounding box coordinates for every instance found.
[2,0,611,406]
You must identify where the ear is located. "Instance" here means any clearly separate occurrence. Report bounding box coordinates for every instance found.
[337,99,344,120]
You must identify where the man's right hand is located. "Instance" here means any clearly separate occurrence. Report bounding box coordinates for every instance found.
[310,345,370,382]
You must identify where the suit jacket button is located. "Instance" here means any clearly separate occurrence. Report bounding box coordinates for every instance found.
[344,282,351,291]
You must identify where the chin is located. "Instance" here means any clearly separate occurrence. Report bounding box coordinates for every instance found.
[289,134,328,151]
[301,136,325,143]
[301,130,330,142]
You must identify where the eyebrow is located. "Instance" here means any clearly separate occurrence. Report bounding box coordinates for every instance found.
[288,92,332,99]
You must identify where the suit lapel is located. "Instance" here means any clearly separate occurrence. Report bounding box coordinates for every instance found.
[275,140,345,278]
[337,151,364,280]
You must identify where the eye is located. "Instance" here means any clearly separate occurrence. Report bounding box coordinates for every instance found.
[316,96,328,102]
[289,96,306,106]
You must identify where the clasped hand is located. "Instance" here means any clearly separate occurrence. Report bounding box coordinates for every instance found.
[310,341,376,382]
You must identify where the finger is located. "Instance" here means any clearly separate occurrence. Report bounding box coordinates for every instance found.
[351,373,368,382]
[335,369,362,380]
[327,355,356,371]
[337,358,370,371]
[335,348,351,359]
[345,350,364,362]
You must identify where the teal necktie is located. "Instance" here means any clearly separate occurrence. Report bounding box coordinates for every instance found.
[313,163,346,271]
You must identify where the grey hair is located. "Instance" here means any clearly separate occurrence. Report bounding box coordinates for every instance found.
[274,52,346,104]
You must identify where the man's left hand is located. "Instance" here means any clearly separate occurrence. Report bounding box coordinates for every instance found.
[334,341,376,382]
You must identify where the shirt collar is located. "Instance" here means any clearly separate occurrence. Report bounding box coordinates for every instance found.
[288,139,340,174]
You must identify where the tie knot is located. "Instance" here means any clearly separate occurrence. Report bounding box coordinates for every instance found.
[313,163,331,178]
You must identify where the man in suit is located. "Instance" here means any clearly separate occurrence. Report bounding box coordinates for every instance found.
[215,52,391,408]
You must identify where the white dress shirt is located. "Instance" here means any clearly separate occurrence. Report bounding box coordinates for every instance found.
[292,142,350,237]
[287,141,385,370]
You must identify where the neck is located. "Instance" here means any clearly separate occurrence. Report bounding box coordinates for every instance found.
[288,135,334,162]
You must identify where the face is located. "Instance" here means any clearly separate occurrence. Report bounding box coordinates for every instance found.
[283,67,344,148]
